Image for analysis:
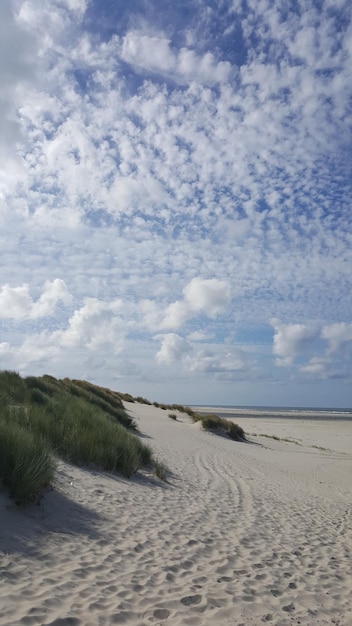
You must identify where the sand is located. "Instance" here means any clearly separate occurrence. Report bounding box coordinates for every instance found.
[0,403,351,626]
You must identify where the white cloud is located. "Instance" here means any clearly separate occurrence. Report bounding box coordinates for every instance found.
[162,278,231,329]
[271,319,320,367]
[57,0,88,15]
[300,356,329,376]
[18,332,61,367]
[271,320,352,379]
[161,301,191,330]
[184,278,231,316]
[54,298,124,350]
[155,333,191,364]
[322,323,352,355]
[155,332,253,381]
[0,279,71,320]
[187,330,210,342]
[120,31,232,85]
[0,284,32,320]
[121,33,175,74]
[32,279,72,318]
[0,0,38,166]
[184,348,250,377]
[104,176,169,215]
[178,48,232,84]
[0,331,60,372]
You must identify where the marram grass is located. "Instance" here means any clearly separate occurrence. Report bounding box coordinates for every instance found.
[0,421,55,504]
[0,371,161,504]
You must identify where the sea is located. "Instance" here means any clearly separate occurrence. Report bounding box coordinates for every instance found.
[191,405,352,421]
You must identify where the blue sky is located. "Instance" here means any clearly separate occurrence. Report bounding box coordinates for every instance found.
[1,0,352,407]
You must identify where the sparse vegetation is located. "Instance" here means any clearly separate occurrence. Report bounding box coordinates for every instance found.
[116,391,135,403]
[168,413,178,421]
[133,395,245,441]
[135,396,152,405]
[250,433,301,445]
[191,412,246,440]
[0,371,165,504]
[153,459,168,481]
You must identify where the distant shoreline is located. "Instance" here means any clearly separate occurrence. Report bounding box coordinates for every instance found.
[192,405,352,421]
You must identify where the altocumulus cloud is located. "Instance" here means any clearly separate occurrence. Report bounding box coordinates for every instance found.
[120,31,232,85]
[0,0,351,406]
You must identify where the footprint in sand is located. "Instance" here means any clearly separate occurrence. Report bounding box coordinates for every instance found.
[153,608,170,620]
[217,576,232,583]
[270,589,283,597]
[282,602,295,612]
[180,594,202,606]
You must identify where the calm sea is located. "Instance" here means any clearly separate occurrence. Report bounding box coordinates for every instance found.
[192,405,352,421]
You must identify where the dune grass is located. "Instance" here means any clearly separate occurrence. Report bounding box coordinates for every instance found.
[250,432,301,445]
[153,459,168,481]
[192,412,246,440]
[0,420,55,503]
[133,395,246,441]
[0,371,161,504]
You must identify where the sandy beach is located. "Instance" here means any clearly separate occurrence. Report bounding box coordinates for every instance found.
[1,403,351,626]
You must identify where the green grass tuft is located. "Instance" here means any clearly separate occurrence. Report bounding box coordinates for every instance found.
[153,459,168,481]
[0,420,55,504]
[135,396,152,405]
[193,412,245,440]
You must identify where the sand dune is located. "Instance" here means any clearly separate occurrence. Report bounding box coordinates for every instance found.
[1,403,351,626]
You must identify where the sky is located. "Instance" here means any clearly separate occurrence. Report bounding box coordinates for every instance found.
[1,0,352,407]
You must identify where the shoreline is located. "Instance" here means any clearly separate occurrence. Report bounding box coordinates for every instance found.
[192,405,352,420]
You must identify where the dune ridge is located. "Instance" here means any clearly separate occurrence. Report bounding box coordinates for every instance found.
[1,402,351,626]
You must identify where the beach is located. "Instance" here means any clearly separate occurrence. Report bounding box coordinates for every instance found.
[1,403,351,626]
